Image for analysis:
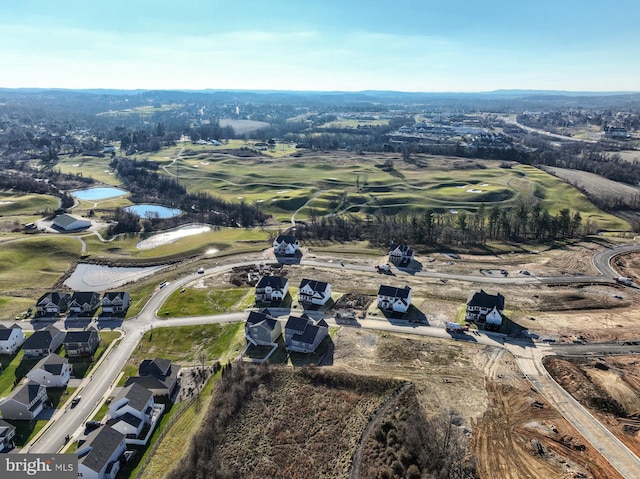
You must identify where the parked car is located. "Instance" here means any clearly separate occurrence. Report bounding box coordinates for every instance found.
[71,396,81,408]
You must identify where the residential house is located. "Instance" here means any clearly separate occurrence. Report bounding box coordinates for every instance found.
[77,425,126,479]
[0,381,48,420]
[0,419,16,452]
[255,276,289,303]
[64,327,101,357]
[0,323,25,355]
[465,290,505,326]
[35,292,70,317]
[68,292,102,314]
[298,278,332,306]
[124,358,181,399]
[284,314,329,353]
[53,213,91,231]
[26,353,72,387]
[273,235,299,255]
[377,285,412,313]
[107,383,163,444]
[245,310,282,346]
[388,243,414,267]
[101,292,131,314]
[22,325,64,357]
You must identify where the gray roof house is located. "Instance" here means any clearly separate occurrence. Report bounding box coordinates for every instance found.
[284,314,329,353]
[298,278,332,306]
[68,291,102,314]
[101,292,131,314]
[0,323,25,355]
[64,328,100,357]
[77,425,126,479]
[0,419,16,452]
[22,325,64,357]
[273,235,299,255]
[107,383,163,444]
[255,276,289,303]
[124,358,181,399]
[26,353,72,387]
[245,310,282,346]
[377,285,412,313]
[0,381,48,420]
[35,292,71,317]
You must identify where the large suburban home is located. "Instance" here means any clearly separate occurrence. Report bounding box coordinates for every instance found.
[22,325,65,357]
[35,292,71,317]
[68,291,102,314]
[284,314,329,353]
[245,310,282,346]
[255,276,289,303]
[388,243,414,267]
[0,419,16,452]
[465,290,505,327]
[0,323,25,355]
[377,285,412,314]
[124,358,181,399]
[273,234,299,255]
[52,213,91,231]
[26,353,72,387]
[107,383,163,445]
[77,425,127,479]
[298,278,332,306]
[64,327,101,357]
[0,381,49,420]
[101,292,131,314]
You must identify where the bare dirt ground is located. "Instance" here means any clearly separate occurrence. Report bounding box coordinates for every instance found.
[544,355,640,461]
[542,166,640,199]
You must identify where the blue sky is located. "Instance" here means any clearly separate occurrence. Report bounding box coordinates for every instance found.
[1,0,639,92]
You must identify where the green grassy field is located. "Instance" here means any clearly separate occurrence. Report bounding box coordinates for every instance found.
[159,288,254,317]
[0,192,59,216]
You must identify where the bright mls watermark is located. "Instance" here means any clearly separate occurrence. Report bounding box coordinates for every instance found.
[2,455,76,478]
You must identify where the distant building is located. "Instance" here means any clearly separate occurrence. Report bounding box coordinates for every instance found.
[388,243,414,267]
[604,126,630,139]
[53,213,91,231]
[465,289,505,327]
[273,235,299,256]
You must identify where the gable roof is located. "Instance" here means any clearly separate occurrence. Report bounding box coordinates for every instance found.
[78,426,125,473]
[299,278,329,293]
[389,243,413,254]
[102,292,128,301]
[246,311,279,332]
[113,383,153,412]
[64,328,99,344]
[274,235,297,244]
[23,325,62,350]
[36,292,69,306]
[138,358,172,378]
[54,213,86,228]
[32,353,69,376]
[256,276,289,289]
[377,285,411,299]
[0,419,15,439]
[467,290,505,310]
[8,381,45,405]
[0,323,22,341]
[70,291,101,305]
[285,315,309,334]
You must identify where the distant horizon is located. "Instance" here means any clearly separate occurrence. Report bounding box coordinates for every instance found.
[1,1,639,92]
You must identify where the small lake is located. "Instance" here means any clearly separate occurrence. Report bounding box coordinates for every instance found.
[72,187,128,201]
[125,204,182,219]
[64,263,168,291]
[137,225,212,250]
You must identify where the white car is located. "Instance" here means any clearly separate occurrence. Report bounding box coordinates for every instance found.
[197,268,205,274]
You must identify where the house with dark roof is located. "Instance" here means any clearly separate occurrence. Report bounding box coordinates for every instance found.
[245,310,282,346]
[22,325,64,357]
[0,419,16,452]
[26,353,72,387]
[298,278,332,306]
[107,383,164,445]
[284,314,328,353]
[388,243,414,266]
[53,213,91,231]
[255,276,289,303]
[273,234,299,255]
[0,381,48,420]
[124,358,181,399]
[35,292,71,317]
[465,290,505,326]
[377,285,412,313]
[101,292,131,314]
[64,327,100,357]
[0,323,25,355]
[68,292,102,314]
[77,425,126,479]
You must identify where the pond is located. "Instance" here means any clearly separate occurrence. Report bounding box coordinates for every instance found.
[64,263,168,291]
[125,204,182,219]
[137,224,212,250]
[72,187,128,201]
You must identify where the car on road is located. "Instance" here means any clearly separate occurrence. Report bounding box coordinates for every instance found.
[197,267,205,274]
[71,396,81,408]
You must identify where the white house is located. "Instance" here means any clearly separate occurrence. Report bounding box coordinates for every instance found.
[77,426,126,479]
[388,243,414,266]
[377,285,412,313]
[107,383,163,445]
[0,381,48,420]
[255,276,289,303]
[284,314,329,353]
[26,353,72,387]
[465,290,505,327]
[53,213,91,231]
[0,323,25,355]
[273,235,299,255]
[298,279,332,306]
[0,419,16,452]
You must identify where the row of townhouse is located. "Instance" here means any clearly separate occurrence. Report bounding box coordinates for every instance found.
[245,310,329,354]
[36,291,130,318]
